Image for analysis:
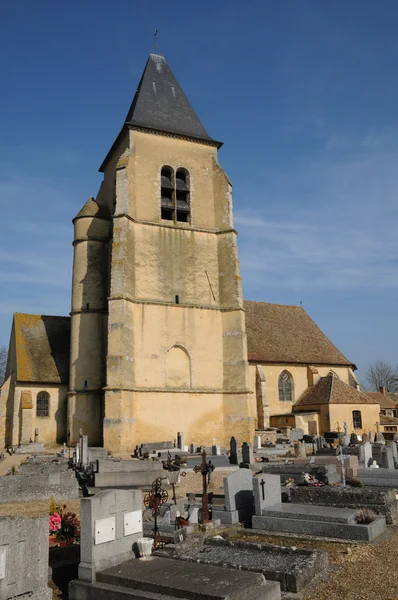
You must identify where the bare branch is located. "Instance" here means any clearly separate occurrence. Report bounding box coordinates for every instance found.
[364,360,398,393]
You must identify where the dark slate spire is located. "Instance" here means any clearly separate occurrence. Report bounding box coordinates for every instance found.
[99,54,221,171]
[126,53,214,140]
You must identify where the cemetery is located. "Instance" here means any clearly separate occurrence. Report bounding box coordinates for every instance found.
[2,425,398,599]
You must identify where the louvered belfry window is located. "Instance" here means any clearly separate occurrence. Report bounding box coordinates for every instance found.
[161,166,190,223]
[278,370,294,402]
[36,391,50,417]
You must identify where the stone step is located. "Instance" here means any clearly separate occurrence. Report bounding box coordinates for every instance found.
[260,503,357,524]
[96,557,281,600]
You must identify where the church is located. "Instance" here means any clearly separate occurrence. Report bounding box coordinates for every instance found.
[0,53,384,452]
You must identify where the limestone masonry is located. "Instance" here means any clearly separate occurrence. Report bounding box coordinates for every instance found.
[1,53,393,452]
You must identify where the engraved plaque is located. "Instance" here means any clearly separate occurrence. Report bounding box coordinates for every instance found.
[123,510,142,536]
[94,516,116,545]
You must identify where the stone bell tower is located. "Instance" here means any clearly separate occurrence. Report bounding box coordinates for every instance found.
[69,53,254,451]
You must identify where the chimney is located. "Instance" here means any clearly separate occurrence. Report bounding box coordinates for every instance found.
[379,386,386,395]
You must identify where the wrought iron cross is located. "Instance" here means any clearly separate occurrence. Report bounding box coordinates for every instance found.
[193,450,215,524]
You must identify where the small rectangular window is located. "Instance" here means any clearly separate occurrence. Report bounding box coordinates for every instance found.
[84,379,88,389]
[175,295,179,304]
[352,410,362,429]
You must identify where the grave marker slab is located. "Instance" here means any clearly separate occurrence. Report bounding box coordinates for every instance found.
[253,474,281,515]
[224,468,253,513]
[242,442,254,464]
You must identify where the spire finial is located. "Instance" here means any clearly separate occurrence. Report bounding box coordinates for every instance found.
[152,28,160,54]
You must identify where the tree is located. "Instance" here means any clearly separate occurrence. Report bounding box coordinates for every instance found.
[0,345,7,386]
[364,360,398,393]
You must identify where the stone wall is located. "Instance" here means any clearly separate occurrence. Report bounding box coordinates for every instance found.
[0,462,79,505]
[255,429,278,445]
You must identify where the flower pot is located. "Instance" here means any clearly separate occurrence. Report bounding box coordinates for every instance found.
[59,540,73,547]
[49,535,57,545]
[137,537,154,559]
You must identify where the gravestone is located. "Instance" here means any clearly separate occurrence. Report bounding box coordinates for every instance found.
[253,435,262,449]
[391,441,398,464]
[362,433,369,443]
[229,437,238,465]
[315,436,324,452]
[189,443,196,453]
[376,432,386,444]
[81,435,89,467]
[188,507,199,524]
[212,445,221,456]
[242,442,254,465]
[298,442,307,458]
[0,516,51,599]
[369,431,375,443]
[350,432,358,445]
[34,428,39,443]
[362,441,372,468]
[78,489,142,582]
[253,474,281,515]
[177,432,184,451]
[75,444,80,466]
[291,428,304,442]
[385,446,395,470]
[224,469,253,511]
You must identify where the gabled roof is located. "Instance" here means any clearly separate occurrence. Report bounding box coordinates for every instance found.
[100,53,221,171]
[244,301,355,368]
[293,374,379,409]
[14,314,70,384]
[365,392,397,409]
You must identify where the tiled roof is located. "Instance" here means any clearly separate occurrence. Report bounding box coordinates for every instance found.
[14,314,70,383]
[293,374,380,409]
[244,301,355,368]
[365,392,397,409]
[388,393,398,405]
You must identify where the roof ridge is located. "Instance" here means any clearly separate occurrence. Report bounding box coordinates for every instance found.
[15,313,70,320]
[244,300,302,309]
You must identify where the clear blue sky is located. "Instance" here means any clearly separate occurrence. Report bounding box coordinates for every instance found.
[1,1,397,380]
